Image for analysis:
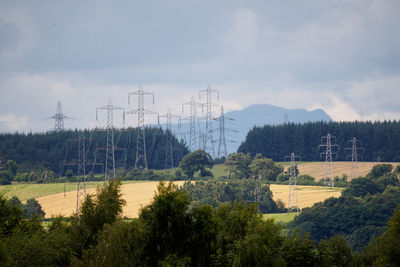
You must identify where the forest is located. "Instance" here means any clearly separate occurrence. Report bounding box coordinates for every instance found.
[238,120,400,162]
[0,127,189,174]
[1,176,400,266]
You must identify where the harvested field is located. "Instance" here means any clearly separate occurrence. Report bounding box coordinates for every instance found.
[296,161,399,181]
[38,181,185,218]
[38,181,341,218]
[270,184,343,210]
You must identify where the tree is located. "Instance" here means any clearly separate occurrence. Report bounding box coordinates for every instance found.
[22,198,45,219]
[179,150,213,177]
[65,169,74,179]
[369,164,393,179]
[318,235,353,266]
[249,154,282,181]
[7,196,22,209]
[3,160,18,178]
[224,152,252,179]
[0,171,11,185]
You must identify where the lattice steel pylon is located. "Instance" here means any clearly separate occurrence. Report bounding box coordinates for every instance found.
[199,85,219,157]
[345,137,364,181]
[51,101,70,131]
[127,86,156,169]
[285,153,301,212]
[319,133,339,187]
[182,97,204,151]
[76,131,87,213]
[96,99,125,182]
[214,106,237,158]
[158,109,180,169]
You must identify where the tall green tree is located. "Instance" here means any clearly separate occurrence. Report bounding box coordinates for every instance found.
[179,150,213,177]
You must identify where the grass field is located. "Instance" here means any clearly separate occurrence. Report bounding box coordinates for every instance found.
[0,182,104,201]
[264,212,299,224]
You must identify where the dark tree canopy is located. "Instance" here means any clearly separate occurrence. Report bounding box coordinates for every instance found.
[179,150,213,177]
[239,120,400,162]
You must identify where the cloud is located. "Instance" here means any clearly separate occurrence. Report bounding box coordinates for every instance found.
[0,113,28,132]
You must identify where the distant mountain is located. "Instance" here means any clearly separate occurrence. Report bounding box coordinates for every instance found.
[166,104,332,156]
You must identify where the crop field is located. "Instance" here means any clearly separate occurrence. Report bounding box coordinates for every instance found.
[295,161,399,181]
[31,182,340,218]
[36,181,186,218]
[270,184,343,209]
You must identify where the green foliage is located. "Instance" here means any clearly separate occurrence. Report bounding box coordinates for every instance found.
[0,171,11,185]
[0,128,189,179]
[179,150,213,177]
[368,163,393,179]
[225,152,252,179]
[71,179,126,254]
[249,153,282,181]
[318,235,353,266]
[65,169,73,179]
[239,120,400,161]
[0,194,22,236]
[22,198,45,219]
[290,174,400,251]
[183,180,282,213]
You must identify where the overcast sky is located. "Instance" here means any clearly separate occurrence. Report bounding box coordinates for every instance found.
[0,0,399,132]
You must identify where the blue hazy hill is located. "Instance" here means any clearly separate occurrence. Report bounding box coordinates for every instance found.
[164,103,332,156]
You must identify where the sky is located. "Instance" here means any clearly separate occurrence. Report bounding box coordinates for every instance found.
[0,0,400,132]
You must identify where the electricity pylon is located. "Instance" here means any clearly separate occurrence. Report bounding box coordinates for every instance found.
[96,99,125,182]
[76,132,87,213]
[213,106,237,158]
[127,86,156,169]
[199,85,219,157]
[51,101,71,131]
[158,109,180,169]
[345,137,364,181]
[182,97,204,151]
[285,153,301,212]
[319,133,340,187]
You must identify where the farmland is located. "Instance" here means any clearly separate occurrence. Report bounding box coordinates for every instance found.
[0,181,342,218]
[295,161,399,181]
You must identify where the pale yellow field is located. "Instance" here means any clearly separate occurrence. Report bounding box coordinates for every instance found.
[38,181,185,218]
[296,161,399,181]
[270,184,343,209]
[38,181,342,218]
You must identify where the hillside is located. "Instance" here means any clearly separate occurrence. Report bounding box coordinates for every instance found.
[239,120,400,162]
[171,103,332,155]
[296,161,400,181]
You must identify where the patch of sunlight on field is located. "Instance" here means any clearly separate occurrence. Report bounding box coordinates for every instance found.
[211,164,227,177]
[270,184,343,210]
[264,212,299,224]
[297,161,399,181]
[36,181,185,218]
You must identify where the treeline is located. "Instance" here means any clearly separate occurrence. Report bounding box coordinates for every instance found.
[0,127,189,174]
[238,121,400,162]
[183,180,284,213]
[289,164,400,251]
[1,180,400,266]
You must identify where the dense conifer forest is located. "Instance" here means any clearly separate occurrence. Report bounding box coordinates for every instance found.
[0,128,189,174]
[238,121,400,162]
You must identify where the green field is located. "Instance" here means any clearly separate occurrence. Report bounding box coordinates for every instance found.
[0,181,145,201]
[263,212,299,224]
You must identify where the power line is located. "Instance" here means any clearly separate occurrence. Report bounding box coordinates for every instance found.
[96,99,125,182]
[319,133,340,187]
[199,85,219,157]
[182,97,204,151]
[345,137,364,181]
[285,153,301,212]
[158,109,180,169]
[213,106,237,158]
[51,101,72,132]
[127,85,156,169]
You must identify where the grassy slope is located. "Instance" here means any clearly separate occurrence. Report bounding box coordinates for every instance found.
[0,181,144,201]
[264,212,299,224]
